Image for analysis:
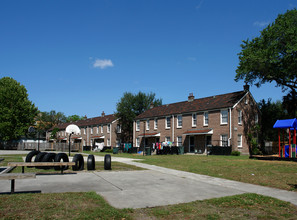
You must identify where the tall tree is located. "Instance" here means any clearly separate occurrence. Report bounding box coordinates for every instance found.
[235,9,297,93]
[66,115,84,122]
[282,90,297,118]
[115,91,162,142]
[0,77,38,141]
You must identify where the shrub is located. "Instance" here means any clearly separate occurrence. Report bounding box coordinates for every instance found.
[104,149,113,153]
[231,151,241,156]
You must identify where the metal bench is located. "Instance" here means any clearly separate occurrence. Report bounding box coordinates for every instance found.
[8,162,76,174]
[0,173,36,193]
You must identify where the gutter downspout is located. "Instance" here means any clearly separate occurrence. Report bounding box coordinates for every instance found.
[133,121,135,147]
[172,115,175,143]
[228,107,232,147]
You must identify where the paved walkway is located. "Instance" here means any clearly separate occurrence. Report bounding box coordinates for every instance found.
[0,150,297,209]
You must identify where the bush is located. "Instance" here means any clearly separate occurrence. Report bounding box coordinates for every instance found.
[104,149,113,153]
[231,151,241,156]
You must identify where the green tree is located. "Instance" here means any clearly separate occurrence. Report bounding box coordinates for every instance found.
[66,115,84,122]
[115,91,162,142]
[0,77,38,141]
[282,90,297,118]
[258,99,287,146]
[235,9,297,93]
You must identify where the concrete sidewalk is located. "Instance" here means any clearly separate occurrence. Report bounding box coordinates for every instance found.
[1,151,297,209]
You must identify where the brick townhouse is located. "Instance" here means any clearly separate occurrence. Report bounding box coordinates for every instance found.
[46,112,121,149]
[133,85,259,155]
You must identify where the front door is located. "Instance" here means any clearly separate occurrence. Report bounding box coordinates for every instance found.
[189,136,195,153]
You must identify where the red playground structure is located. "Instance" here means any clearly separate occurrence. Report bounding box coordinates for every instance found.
[273,118,297,158]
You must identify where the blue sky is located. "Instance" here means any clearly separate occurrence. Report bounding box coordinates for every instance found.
[1,0,295,118]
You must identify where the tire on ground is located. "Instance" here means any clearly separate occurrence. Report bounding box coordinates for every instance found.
[72,154,84,171]
[104,154,111,170]
[87,154,95,171]
[41,153,56,169]
[25,150,40,168]
[54,153,69,171]
[34,152,47,169]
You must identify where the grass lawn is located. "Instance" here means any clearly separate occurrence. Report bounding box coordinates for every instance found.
[1,192,297,219]
[87,151,297,191]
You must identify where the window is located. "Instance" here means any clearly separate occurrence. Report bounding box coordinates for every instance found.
[154,118,158,130]
[221,109,228,125]
[101,125,103,133]
[90,127,93,134]
[83,127,86,135]
[221,135,228,147]
[107,124,111,133]
[204,112,209,126]
[255,114,259,124]
[238,110,242,125]
[136,138,140,147]
[116,139,120,147]
[117,124,121,133]
[165,136,170,142]
[107,138,110,146]
[237,134,242,148]
[177,136,182,146]
[177,115,182,128]
[97,126,99,134]
[146,119,150,130]
[166,116,171,129]
[192,113,197,127]
[136,120,140,131]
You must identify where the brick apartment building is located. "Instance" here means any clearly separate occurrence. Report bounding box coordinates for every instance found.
[46,112,121,149]
[133,85,259,155]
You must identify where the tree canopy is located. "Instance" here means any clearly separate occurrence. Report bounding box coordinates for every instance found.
[235,9,297,93]
[115,91,162,142]
[0,77,38,141]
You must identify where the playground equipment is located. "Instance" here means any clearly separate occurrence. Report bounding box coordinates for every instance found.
[273,118,297,158]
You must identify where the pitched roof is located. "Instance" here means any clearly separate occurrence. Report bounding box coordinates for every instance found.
[136,91,247,119]
[49,114,116,131]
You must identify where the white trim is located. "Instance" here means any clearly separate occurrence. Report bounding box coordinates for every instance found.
[165,116,171,129]
[136,120,140,131]
[238,110,242,125]
[177,136,182,146]
[146,119,150,131]
[237,134,242,148]
[154,118,158,130]
[232,92,248,109]
[228,107,232,146]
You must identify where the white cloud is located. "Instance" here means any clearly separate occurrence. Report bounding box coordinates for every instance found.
[253,21,269,27]
[93,59,114,69]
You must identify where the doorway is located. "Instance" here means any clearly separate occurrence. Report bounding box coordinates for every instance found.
[189,136,195,153]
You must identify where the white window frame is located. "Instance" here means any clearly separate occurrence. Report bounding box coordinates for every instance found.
[90,126,93,135]
[177,115,182,128]
[107,124,111,133]
[107,138,111,146]
[192,113,197,127]
[204,112,209,126]
[165,116,171,129]
[97,126,99,134]
[237,134,242,148]
[154,118,158,130]
[238,110,242,125]
[117,124,121,133]
[177,136,182,146]
[136,138,140,147]
[83,127,86,135]
[146,119,150,131]
[165,136,170,142]
[101,125,103,133]
[220,109,228,125]
[221,134,228,147]
[136,120,140,131]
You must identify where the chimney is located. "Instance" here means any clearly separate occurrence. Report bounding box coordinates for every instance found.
[150,102,154,109]
[243,83,250,92]
[188,93,195,102]
[101,111,105,117]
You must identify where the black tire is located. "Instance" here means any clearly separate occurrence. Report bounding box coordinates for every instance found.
[87,154,95,171]
[72,154,84,171]
[41,153,56,169]
[25,150,40,168]
[54,153,69,171]
[34,152,47,169]
[104,154,111,170]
